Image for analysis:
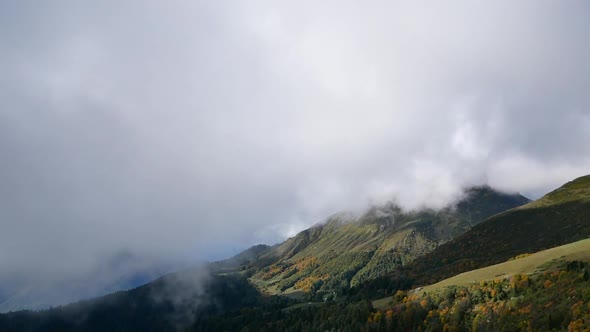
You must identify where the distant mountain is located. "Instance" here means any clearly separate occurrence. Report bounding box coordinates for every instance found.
[209,244,271,273]
[0,268,267,332]
[215,186,529,298]
[0,252,177,313]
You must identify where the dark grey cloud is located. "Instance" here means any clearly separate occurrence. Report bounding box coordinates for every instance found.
[1,0,589,309]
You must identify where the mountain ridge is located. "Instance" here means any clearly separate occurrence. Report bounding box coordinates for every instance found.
[4,176,590,331]
[214,185,530,298]
[376,174,590,290]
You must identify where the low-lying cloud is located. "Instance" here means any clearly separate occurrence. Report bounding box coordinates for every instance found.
[0,0,589,309]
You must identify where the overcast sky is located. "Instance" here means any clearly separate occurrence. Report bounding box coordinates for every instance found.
[1,0,589,306]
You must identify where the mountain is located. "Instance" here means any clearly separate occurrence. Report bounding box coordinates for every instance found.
[383,174,590,288]
[209,244,271,274]
[421,237,590,293]
[1,177,590,331]
[216,186,529,299]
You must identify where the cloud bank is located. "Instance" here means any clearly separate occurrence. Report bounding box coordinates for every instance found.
[0,0,589,308]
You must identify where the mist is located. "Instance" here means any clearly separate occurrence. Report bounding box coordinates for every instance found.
[1,0,589,309]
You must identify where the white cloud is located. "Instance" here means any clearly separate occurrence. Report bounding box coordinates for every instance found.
[0,0,589,308]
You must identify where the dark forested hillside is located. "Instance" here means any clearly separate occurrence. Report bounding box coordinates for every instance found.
[0,270,270,332]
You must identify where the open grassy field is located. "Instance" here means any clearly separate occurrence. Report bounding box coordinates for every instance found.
[373,237,590,310]
[422,237,590,291]
[371,296,397,311]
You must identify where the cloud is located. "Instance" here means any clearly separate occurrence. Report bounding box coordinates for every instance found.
[0,0,589,308]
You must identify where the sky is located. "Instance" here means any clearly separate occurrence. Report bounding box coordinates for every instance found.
[1,0,590,308]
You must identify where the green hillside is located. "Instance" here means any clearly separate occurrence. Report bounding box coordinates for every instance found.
[423,237,590,292]
[222,186,530,298]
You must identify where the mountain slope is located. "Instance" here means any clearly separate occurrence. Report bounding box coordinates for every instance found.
[420,237,590,293]
[0,254,176,313]
[0,185,530,331]
[374,237,590,310]
[4,177,590,331]
[0,268,267,332]
[396,174,590,287]
[209,244,271,274]
[233,186,530,297]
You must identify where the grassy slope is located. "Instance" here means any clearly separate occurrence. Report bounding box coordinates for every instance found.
[373,238,590,310]
[422,237,590,291]
[246,187,529,296]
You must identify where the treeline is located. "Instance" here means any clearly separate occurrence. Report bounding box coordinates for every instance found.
[365,260,590,331]
[191,261,590,331]
[0,274,267,332]
[2,261,590,331]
